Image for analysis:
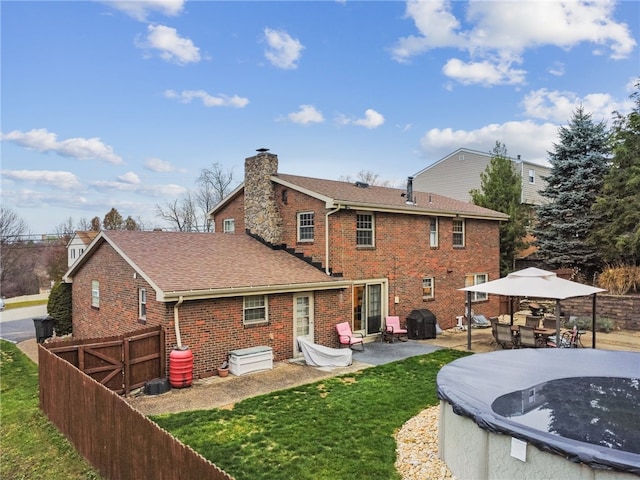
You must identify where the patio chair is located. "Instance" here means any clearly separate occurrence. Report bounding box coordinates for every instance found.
[383,316,408,343]
[335,322,365,351]
[525,315,541,329]
[519,325,545,348]
[496,323,517,349]
[489,316,500,346]
[543,317,557,330]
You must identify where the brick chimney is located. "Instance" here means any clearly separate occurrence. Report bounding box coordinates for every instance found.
[244,149,283,245]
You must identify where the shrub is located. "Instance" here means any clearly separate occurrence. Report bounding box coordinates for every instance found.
[47,282,72,336]
[598,265,640,295]
[566,316,613,333]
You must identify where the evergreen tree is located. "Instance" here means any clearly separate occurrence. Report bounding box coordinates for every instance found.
[534,107,610,276]
[103,208,124,230]
[590,82,640,265]
[470,141,528,276]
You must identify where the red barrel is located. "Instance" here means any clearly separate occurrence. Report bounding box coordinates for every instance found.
[169,347,193,388]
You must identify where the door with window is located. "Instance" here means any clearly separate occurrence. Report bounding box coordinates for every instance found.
[293,293,314,358]
[353,283,383,336]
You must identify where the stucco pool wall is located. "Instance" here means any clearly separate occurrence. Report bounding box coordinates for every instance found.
[437,349,640,479]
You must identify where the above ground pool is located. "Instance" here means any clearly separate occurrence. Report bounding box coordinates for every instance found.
[437,349,640,479]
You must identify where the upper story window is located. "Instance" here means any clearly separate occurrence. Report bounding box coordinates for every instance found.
[297,212,314,242]
[528,168,535,184]
[243,295,268,325]
[356,213,374,247]
[422,277,435,300]
[429,218,438,248]
[91,280,100,308]
[465,273,488,302]
[223,218,235,233]
[71,249,76,259]
[452,218,465,248]
[139,288,147,320]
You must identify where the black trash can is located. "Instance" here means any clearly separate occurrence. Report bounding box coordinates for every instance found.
[406,309,437,339]
[33,315,55,343]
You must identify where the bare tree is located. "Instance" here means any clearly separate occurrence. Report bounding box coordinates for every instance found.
[196,163,235,231]
[157,163,235,232]
[339,170,392,187]
[156,194,198,232]
[0,207,35,296]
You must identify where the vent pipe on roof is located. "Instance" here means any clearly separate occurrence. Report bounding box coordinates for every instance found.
[406,176,415,205]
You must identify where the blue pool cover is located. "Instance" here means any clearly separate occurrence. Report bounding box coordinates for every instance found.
[437,349,640,475]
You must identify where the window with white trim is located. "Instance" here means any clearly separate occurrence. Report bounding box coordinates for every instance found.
[528,168,535,184]
[429,218,438,247]
[243,295,267,325]
[452,218,465,247]
[422,277,435,300]
[297,211,314,242]
[356,213,374,247]
[223,218,235,233]
[465,273,488,302]
[91,280,100,308]
[139,288,147,319]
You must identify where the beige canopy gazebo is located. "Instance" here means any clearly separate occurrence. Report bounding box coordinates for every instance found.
[459,267,606,350]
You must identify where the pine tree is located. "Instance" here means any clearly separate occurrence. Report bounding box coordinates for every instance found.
[590,82,640,265]
[534,107,610,276]
[470,141,528,276]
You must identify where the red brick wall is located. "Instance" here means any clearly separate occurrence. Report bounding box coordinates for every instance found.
[213,194,245,233]
[71,242,351,378]
[215,188,501,329]
[71,242,164,339]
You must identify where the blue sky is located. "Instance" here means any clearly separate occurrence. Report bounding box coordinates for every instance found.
[2,0,639,234]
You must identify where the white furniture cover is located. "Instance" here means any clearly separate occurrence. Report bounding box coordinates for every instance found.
[297,338,352,367]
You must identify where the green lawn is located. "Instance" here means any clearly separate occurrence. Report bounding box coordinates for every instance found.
[3,299,48,310]
[0,340,102,480]
[153,349,471,480]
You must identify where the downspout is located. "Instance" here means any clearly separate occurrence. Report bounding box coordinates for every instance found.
[174,295,184,348]
[325,206,342,275]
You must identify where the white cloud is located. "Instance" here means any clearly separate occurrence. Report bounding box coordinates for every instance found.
[548,61,565,77]
[264,28,304,70]
[420,120,558,166]
[91,179,187,197]
[0,170,82,190]
[144,157,176,172]
[354,109,385,129]
[287,105,324,125]
[164,89,249,108]
[104,0,185,21]
[442,58,526,86]
[522,88,627,123]
[392,0,636,86]
[0,128,123,164]
[136,24,200,65]
[118,171,141,185]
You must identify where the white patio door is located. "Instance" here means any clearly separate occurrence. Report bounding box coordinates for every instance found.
[293,293,314,358]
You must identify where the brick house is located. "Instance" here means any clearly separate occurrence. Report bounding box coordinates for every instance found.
[64,230,352,378]
[65,149,507,379]
[211,150,508,339]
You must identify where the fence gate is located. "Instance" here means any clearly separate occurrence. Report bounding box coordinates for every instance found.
[45,326,165,395]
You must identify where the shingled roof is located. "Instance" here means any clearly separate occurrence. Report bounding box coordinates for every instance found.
[212,172,508,221]
[65,230,349,301]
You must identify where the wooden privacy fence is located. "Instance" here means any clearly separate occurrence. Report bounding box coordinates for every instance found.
[44,326,165,395]
[39,345,234,480]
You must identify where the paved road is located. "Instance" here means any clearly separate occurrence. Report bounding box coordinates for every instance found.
[0,305,47,343]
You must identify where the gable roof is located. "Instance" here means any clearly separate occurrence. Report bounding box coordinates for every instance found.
[65,230,350,301]
[66,230,99,248]
[413,147,551,178]
[211,172,508,221]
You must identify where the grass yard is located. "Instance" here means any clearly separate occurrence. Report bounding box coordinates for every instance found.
[153,349,471,480]
[3,299,48,310]
[0,340,102,480]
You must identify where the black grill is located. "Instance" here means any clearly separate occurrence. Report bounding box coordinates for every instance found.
[406,309,437,339]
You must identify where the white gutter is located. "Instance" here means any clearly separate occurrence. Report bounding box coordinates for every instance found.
[325,206,342,275]
[173,295,184,348]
